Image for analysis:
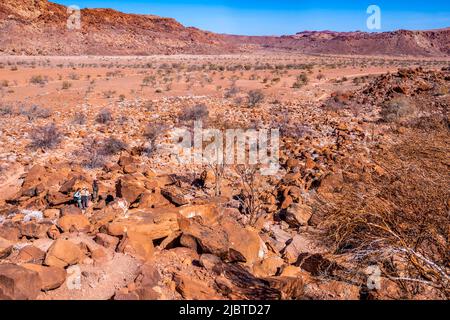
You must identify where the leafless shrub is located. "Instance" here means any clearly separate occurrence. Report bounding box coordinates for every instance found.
[234,165,267,226]
[62,81,72,90]
[317,131,449,298]
[292,73,309,88]
[179,104,209,122]
[74,135,127,168]
[117,115,128,125]
[247,90,265,107]
[0,105,14,116]
[20,105,52,121]
[96,108,113,124]
[76,138,107,169]
[209,163,225,197]
[29,75,48,85]
[380,97,414,123]
[29,123,63,150]
[144,121,167,145]
[101,137,128,155]
[102,90,116,99]
[224,86,240,98]
[68,73,80,80]
[72,112,87,125]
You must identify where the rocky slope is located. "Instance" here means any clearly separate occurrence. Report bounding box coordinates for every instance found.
[0,0,449,56]
[225,29,450,57]
[0,67,448,300]
[0,0,235,55]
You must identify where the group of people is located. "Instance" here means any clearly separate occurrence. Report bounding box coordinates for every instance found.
[73,180,99,211]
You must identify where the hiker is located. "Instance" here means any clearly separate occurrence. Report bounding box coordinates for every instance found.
[80,187,90,210]
[92,179,99,203]
[74,189,82,208]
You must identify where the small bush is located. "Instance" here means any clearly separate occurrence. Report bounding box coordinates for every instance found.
[179,104,209,122]
[62,81,72,90]
[101,137,128,155]
[20,105,52,121]
[76,138,106,168]
[96,109,113,124]
[29,123,62,150]
[143,122,167,155]
[72,112,87,125]
[247,90,264,107]
[29,75,48,85]
[292,73,309,88]
[224,86,240,98]
[380,97,414,123]
[0,105,14,116]
[103,90,116,99]
[68,73,80,80]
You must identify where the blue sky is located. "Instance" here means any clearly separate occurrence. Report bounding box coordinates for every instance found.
[53,0,450,35]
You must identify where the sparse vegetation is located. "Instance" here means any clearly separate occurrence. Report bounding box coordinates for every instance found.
[96,108,113,124]
[29,75,48,85]
[101,136,128,155]
[62,81,72,90]
[143,122,167,155]
[380,97,414,123]
[292,73,309,88]
[29,123,63,150]
[72,112,87,125]
[247,90,264,107]
[179,104,209,122]
[20,105,52,121]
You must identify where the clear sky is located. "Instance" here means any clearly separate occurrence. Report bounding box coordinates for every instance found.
[52,0,450,35]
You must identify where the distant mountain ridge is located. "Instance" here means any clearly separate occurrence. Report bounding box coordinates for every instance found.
[224,28,450,56]
[1,0,449,56]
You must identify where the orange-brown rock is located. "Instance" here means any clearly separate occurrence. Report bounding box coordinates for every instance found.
[44,239,82,268]
[115,174,147,204]
[284,203,313,227]
[20,221,51,239]
[0,237,13,259]
[253,255,285,277]
[107,208,179,240]
[117,231,154,261]
[94,233,119,249]
[22,264,66,291]
[58,214,91,233]
[0,263,42,300]
[0,225,20,242]
[173,273,222,300]
[15,245,45,264]
[61,205,83,216]
[221,217,267,265]
[91,199,128,230]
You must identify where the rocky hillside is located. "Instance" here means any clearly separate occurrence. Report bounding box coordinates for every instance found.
[0,0,449,56]
[0,0,235,55]
[225,29,450,57]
